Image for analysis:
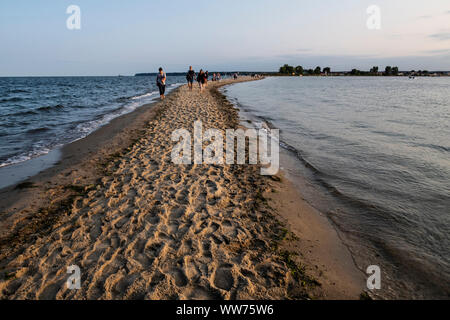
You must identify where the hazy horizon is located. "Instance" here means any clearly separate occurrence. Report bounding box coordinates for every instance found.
[1,0,449,76]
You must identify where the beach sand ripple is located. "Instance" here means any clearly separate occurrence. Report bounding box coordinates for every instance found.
[0,81,307,300]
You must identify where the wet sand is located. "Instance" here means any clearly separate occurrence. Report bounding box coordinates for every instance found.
[0,78,365,299]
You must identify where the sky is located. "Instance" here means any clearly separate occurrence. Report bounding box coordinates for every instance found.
[0,0,449,76]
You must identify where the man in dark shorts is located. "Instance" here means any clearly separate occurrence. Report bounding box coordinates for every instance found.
[156,67,166,100]
[186,66,195,91]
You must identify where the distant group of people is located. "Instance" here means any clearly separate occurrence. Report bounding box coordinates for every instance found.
[156,67,239,100]
[186,66,222,92]
[251,74,263,79]
[212,73,222,82]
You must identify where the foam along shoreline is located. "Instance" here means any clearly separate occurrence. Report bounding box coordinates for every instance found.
[0,149,61,190]
[0,83,184,191]
[0,78,364,299]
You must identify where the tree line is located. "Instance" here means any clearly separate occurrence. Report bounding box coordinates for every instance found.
[279,64,330,75]
[278,64,428,76]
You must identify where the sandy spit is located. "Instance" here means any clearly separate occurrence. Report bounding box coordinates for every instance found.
[0,78,364,300]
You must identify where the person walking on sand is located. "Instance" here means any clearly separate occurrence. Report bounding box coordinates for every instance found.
[197,69,202,89]
[197,69,205,91]
[156,67,166,100]
[204,71,209,87]
[186,66,195,91]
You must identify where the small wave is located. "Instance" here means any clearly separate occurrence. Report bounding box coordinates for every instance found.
[372,130,409,139]
[131,92,157,100]
[8,89,30,94]
[0,155,32,168]
[414,143,450,153]
[0,147,52,169]
[26,127,51,134]
[0,97,23,103]
[116,96,130,103]
[281,141,323,174]
[68,105,86,109]
[116,89,172,103]
[8,110,39,117]
[37,104,64,112]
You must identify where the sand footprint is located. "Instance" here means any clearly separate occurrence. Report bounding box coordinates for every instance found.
[212,264,234,291]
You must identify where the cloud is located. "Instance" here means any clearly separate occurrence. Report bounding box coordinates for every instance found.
[429,32,450,41]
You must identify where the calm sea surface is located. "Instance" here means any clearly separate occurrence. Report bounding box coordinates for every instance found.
[224,76,450,298]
